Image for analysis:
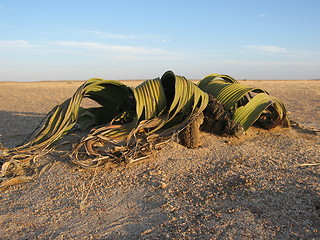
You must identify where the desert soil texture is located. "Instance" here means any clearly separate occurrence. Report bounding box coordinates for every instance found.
[0,80,319,239]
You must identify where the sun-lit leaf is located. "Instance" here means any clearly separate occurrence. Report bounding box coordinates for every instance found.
[233,93,276,130]
[199,74,289,131]
[133,77,166,120]
[13,79,133,151]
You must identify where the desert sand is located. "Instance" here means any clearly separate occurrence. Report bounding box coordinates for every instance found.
[0,79,319,239]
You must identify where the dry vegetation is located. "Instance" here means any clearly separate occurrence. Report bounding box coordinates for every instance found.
[0,80,319,239]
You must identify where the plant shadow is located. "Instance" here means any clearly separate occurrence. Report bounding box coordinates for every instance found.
[0,110,46,148]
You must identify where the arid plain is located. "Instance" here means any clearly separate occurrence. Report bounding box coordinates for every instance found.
[0,79,319,239]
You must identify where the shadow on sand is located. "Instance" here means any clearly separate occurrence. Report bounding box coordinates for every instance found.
[0,110,46,149]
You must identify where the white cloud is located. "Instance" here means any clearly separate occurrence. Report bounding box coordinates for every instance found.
[0,40,34,48]
[81,30,137,40]
[156,39,171,43]
[53,41,169,55]
[258,13,266,17]
[80,30,170,42]
[197,59,320,80]
[245,45,287,53]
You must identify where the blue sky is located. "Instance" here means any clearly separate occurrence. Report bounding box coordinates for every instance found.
[1,0,320,81]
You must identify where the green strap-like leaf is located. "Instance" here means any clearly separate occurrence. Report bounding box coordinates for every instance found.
[160,71,208,128]
[199,77,267,111]
[163,72,208,122]
[16,79,132,150]
[233,93,277,130]
[216,84,266,110]
[198,74,237,89]
[198,73,288,131]
[133,78,166,120]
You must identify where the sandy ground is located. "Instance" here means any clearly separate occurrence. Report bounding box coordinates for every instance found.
[0,79,319,239]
